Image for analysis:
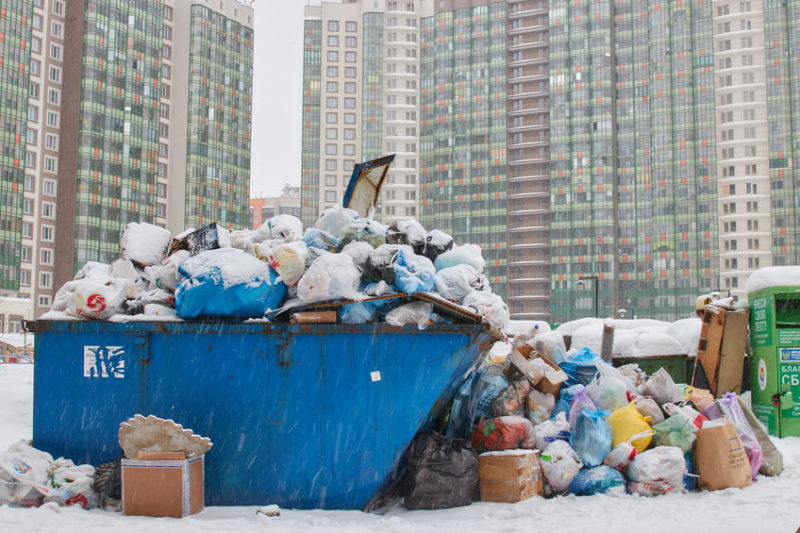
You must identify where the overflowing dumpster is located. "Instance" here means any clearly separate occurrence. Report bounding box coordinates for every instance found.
[31,303,497,509]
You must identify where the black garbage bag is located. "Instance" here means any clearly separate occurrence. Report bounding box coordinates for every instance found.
[415,230,454,263]
[364,244,413,285]
[402,430,478,510]
[385,219,427,248]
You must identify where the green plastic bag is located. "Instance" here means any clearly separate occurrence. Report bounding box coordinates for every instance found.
[652,415,696,454]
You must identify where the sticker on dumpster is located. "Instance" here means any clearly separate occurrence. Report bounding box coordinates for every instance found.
[83,345,125,378]
[758,359,767,391]
[370,371,381,382]
[780,348,800,362]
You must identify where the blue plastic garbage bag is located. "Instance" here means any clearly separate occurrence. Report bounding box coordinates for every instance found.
[175,248,287,318]
[559,347,608,387]
[570,408,613,468]
[569,465,625,495]
[338,301,378,324]
[303,228,339,251]
[552,384,586,420]
[683,453,698,491]
[446,364,509,439]
[392,249,435,293]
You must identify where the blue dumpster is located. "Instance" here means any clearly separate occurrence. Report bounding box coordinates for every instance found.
[31,303,495,509]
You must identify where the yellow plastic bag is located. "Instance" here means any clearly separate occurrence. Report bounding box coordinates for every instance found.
[608,402,652,452]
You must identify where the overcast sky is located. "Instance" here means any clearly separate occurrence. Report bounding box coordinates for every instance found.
[250,2,306,198]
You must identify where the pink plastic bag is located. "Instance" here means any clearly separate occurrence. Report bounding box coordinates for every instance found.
[716,393,763,480]
[569,389,597,427]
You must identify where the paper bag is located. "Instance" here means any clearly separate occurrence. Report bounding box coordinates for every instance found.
[695,420,751,491]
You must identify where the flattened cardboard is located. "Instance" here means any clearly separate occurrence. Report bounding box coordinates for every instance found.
[122,454,204,518]
[291,311,338,324]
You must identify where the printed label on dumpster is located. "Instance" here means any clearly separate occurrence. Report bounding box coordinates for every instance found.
[751,297,770,346]
[779,355,800,418]
[83,345,125,378]
[370,371,381,382]
[779,330,800,345]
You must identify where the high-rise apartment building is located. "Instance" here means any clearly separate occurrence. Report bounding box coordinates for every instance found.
[417,0,510,300]
[549,0,800,322]
[506,0,551,319]
[301,0,420,229]
[0,0,253,317]
[249,185,301,228]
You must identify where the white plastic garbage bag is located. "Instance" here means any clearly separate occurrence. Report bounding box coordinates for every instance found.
[462,291,509,332]
[434,264,481,302]
[586,362,636,411]
[314,205,360,240]
[67,278,134,320]
[144,250,191,292]
[643,368,684,406]
[627,446,686,493]
[41,459,98,509]
[341,241,374,271]
[541,440,583,494]
[120,222,172,266]
[434,243,486,273]
[268,214,304,241]
[534,412,571,451]
[385,302,433,330]
[297,253,361,302]
[0,440,53,507]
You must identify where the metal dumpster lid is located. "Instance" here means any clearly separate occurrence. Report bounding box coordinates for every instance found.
[342,154,395,217]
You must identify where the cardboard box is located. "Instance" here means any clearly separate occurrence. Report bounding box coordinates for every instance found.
[291,311,338,324]
[121,452,204,517]
[508,345,567,398]
[695,420,751,491]
[478,450,543,503]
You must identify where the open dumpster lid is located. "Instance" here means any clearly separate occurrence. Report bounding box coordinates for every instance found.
[342,154,395,217]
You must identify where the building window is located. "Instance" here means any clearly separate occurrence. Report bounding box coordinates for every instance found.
[159,143,168,157]
[26,128,37,145]
[327,35,339,47]
[47,88,60,105]
[160,104,169,118]
[326,112,338,124]
[30,60,40,76]
[344,97,356,109]
[50,44,62,61]
[31,37,42,53]
[325,143,337,155]
[345,67,356,78]
[22,223,33,239]
[40,248,53,265]
[157,203,166,217]
[32,14,42,30]
[27,105,39,121]
[20,271,31,287]
[343,128,356,140]
[344,144,355,155]
[43,156,57,174]
[39,272,52,289]
[346,21,357,32]
[29,82,39,99]
[344,113,356,124]
[164,5,173,20]
[25,151,36,169]
[327,66,339,77]
[41,202,55,218]
[163,25,172,40]
[327,51,339,62]
[325,159,337,170]
[326,97,338,108]
[328,20,339,32]
[24,175,34,191]
[159,123,169,138]
[345,36,357,47]
[345,51,357,62]
[43,179,56,196]
[53,0,64,15]
[48,66,61,83]
[325,191,337,202]
[23,199,33,215]
[325,175,337,186]
[162,65,171,79]
[41,225,54,242]
[44,132,58,150]
[326,81,339,92]
[344,160,355,171]
[21,246,31,262]
[344,82,356,93]
[161,84,170,98]
[325,128,337,140]
[46,110,59,128]
[51,21,63,37]
[38,295,51,308]
[162,45,172,60]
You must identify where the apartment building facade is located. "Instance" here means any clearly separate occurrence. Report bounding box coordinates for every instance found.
[0,0,253,317]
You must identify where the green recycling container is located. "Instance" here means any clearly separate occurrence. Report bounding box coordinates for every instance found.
[747,268,800,437]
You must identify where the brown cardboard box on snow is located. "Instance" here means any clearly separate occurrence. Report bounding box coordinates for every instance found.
[121,451,205,518]
[478,450,543,503]
[514,345,568,398]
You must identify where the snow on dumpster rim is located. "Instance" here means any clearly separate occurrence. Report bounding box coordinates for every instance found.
[744,265,800,295]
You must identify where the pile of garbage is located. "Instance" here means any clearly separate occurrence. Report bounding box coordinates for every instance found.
[401,329,783,509]
[0,441,98,508]
[45,209,509,331]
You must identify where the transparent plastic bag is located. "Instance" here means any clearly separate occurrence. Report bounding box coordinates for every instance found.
[434,243,485,273]
[526,389,555,426]
[716,393,763,480]
[586,363,635,412]
[267,240,308,286]
[385,302,433,329]
[535,411,571,451]
[470,416,536,453]
[462,291,509,332]
[643,368,683,406]
[568,389,597,427]
[652,415,696,454]
[296,253,361,302]
[434,264,481,302]
[627,446,686,493]
[569,465,625,496]
[314,205,360,240]
[635,396,665,426]
[267,214,303,241]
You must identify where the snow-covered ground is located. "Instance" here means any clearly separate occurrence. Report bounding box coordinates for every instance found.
[2,362,800,533]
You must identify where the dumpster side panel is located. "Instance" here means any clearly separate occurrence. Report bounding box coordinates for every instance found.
[33,326,147,465]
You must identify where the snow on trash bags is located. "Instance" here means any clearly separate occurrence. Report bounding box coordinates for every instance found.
[534,411,571,451]
[297,252,361,302]
[175,248,286,318]
[462,291,509,332]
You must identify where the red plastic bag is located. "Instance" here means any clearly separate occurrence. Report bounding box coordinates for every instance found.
[471,416,536,453]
